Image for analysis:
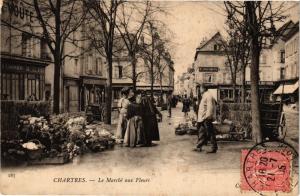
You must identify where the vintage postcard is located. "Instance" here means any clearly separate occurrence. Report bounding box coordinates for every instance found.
[0,0,299,195]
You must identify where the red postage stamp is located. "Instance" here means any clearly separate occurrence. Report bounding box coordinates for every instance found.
[241,148,292,193]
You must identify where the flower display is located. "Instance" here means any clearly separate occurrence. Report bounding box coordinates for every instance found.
[7,113,116,163]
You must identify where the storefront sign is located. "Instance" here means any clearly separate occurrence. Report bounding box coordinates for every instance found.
[246,81,274,85]
[7,1,34,22]
[199,67,219,72]
[82,78,106,86]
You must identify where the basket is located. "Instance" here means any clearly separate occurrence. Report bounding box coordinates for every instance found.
[26,139,44,160]
[175,127,187,135]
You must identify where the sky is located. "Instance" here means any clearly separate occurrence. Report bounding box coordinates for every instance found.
[160,1,300,80]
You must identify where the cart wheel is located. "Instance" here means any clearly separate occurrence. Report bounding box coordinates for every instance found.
[278,113,287,140]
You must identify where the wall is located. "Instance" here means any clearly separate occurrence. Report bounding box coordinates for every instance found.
[259,49,273,81]
[285,32,299,80]
[194,52,229,85]
[270,39,286,81]
[1,0,54,102]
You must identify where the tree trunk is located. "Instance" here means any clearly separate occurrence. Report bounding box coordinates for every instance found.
[246,1,262,143]
[232,82,236,102]
[250,40,262,143]
[232,70,237,102]
[131,54,137,91]
[241,64,246,103]
[105,56,113,125]
[53,57,61,114]
[150,62,154,99]
[160,74,163,104]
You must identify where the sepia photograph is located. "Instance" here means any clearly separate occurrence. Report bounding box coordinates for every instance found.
[0,0,299,195]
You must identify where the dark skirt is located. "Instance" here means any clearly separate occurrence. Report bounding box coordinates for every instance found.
[182,105,190,113]
[143,114,160,142]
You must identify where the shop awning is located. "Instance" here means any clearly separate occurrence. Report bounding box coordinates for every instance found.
[273,81,299,95]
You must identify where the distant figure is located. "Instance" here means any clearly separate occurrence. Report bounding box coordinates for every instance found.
[45,91,51,101]
[182,94,190,118]
[171,95,178,108]
[167,92,173,117]
[192,97,199,116]
[194,84,218,153]
[27,94,38,101]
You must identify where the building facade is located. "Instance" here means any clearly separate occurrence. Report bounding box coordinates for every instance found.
[193,32,276,102]
[1,0,52,101]
[284,22,299,82]
[273,21,299,103]
[194,32,230,86]
[174,75,185,95]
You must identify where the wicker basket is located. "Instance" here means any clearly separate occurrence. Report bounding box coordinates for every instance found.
[26,139,44,160]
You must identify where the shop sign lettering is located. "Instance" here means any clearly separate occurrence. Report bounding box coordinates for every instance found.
[7,1,34,22]
[199,67,219,72]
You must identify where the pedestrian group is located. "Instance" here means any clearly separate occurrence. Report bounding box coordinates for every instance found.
[116,84,218,153]
[116,87,162,147]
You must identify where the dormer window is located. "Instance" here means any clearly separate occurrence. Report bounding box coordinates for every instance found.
[214,44,218,51]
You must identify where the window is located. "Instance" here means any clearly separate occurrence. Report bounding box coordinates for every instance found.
[40,38,49,59]
[1,63,45,101]
[214,44,218,51]
[260,55,266,64]
[74,58,78,74]
[204,73,215,83]
[259,70,262,80]
[22,33,33,57]
[87,55,93,74]
[280,51,285,63]
[118,66,123,78]
[27,74,40,100]
[220,89,234,101]
[96,58,102,76]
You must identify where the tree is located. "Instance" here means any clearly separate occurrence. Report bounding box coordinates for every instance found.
[224,1,287,143]
[115,1,155,91]
[155,46,173,103]
[84,0,122,124]
[140,22,163,99]
[220,16,251,103]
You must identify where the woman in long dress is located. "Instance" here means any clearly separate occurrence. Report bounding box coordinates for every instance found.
[115,88,130,140]
[123,93,144,147]
[141,94,162,146]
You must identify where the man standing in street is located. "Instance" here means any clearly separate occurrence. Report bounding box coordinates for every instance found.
[194,84,218,153]
[167,92,173,117]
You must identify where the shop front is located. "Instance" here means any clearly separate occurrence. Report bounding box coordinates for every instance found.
[80,76,106,111]
[64,77,80,113]
[1,54,49,101]
[273,79,299,103]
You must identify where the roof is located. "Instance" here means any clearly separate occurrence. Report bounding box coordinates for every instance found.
[282,21,299,42]
[272,20,295,44]
[196,32,221,51]
[194,32,224,60]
